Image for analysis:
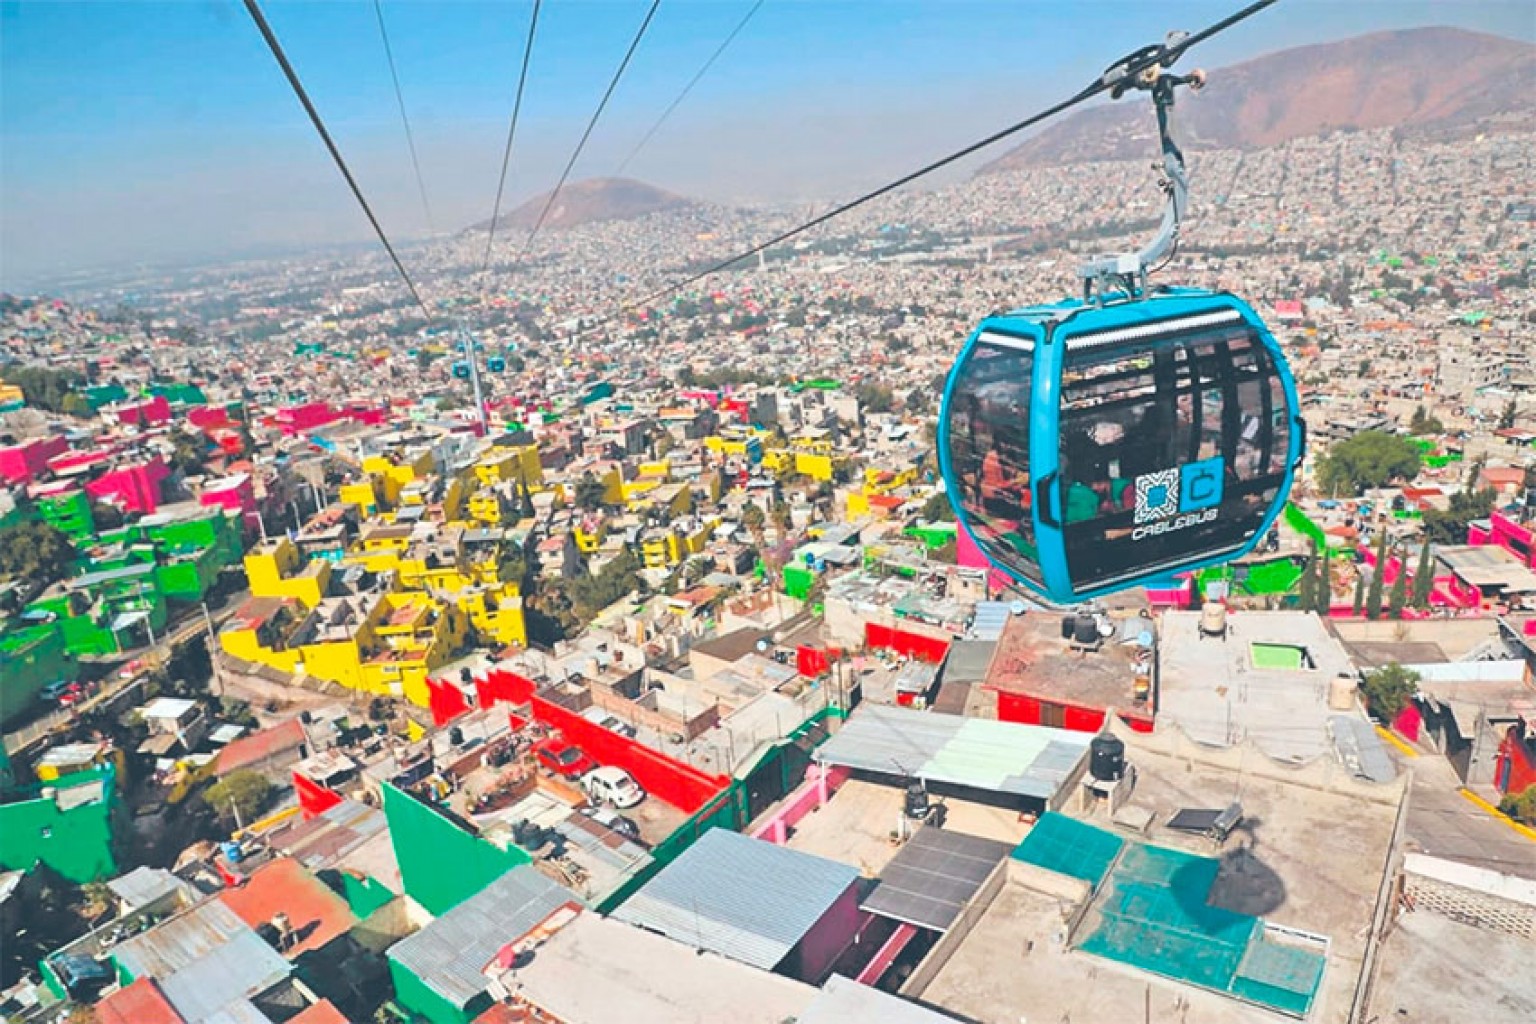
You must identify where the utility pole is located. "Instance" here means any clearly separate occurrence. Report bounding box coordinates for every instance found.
[201,599,227,697]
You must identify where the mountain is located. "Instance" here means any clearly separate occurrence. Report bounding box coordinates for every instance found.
[468,178,695,233]
[978,27,1535,172]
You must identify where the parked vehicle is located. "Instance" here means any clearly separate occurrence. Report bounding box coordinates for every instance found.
[580,706,637,739]
[580,766,646,809]
[532,738,596,779]
[39,679,73,702]
[579,805,644,844]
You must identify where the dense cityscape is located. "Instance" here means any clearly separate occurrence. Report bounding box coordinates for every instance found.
[2,10,1535,1024]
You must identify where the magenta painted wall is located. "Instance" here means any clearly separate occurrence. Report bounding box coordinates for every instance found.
[787,883,866,984]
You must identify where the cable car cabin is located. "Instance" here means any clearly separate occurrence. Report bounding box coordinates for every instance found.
[452,361,471,379]
[487,356,507,373]
[939,288,1303,604]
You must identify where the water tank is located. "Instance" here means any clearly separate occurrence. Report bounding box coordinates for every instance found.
[449,726,465,747]
[1074,616,1100,645]
[1060,615,1077,640]
[903,781,930,820]
[1199,602,1227,637]
[1328,673,1358,711]
[1089,734,1126,782]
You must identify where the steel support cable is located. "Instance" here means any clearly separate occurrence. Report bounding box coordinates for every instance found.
[614,0,765,176]
[244,0,432,318]
[373,0,436,234]
[571,0,1279,341]
[517,0,663,266]
[482,0,544,273]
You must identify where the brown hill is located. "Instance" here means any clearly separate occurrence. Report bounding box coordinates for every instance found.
[979,27,1535,172]
[468,177,694,233]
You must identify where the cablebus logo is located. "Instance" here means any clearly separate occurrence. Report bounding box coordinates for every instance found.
[1132,457,1223,541]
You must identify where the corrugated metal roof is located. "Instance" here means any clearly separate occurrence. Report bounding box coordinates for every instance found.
[112,901,290,1024]
[1327,715,1397,783]
[106,866,184,911]
[612,829,859,971]
[388,866,576,1009]
[941,640,996,685]
[815,705,1090,800]
[968,602,1013,641]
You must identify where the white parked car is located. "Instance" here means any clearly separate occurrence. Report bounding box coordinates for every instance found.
[581,766,646,809]
[580,706,637,739]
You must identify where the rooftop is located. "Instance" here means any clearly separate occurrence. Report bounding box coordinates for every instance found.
[815,704,1090,802]
[506,912,817,1024]
[1437,544,1536,593]
[613,828,860,972]
[1156,610,1368,764]
[217,857,358,958]
[984,609,1154,713]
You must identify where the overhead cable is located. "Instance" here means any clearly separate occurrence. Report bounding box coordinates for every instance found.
[482,0,544,273]
[372,0,436,234]
[614,0,765,176]
[243,0,431,317]
[517,0,664,265]
[575,0,1279,339]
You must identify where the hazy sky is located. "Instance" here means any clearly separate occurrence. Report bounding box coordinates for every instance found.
[2,0,1532,289]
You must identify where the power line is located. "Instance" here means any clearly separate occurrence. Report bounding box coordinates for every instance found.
[372,0,435,234]
[571,0,1279,341]
[482,0,544,273]
[517,0,663,265]
[243,0,431,317]
[615,0,765,176]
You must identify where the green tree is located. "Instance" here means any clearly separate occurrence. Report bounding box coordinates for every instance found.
[1351,566,1367,617]
[740,501,766,537]
[1360,663,1420,721]
[1316,431,1422,497]
[1315,547,1334,614]
[921,492,955,522]
[1410,540,1434,609]
[1298,541,1318,611]
[1407,405,1443,435]
[1387,547,1409,619]
[202,770,274,826]
[1498,786,1536,826]
[568,547,641,620]
[574,472,609,511]
[1423,487,1496,545]
[0,521,76,584]
[168,432,210,475]
[1365,530,1389,620]
[1498,399,1519,431]
[60,392,94,418]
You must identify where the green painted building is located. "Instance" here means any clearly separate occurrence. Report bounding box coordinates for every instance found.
[36,489,93,539]
[0,765,117,882]
[0,621,75,727]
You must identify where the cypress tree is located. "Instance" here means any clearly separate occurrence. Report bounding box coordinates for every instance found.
[1366,530,1389,620]
[1410,540,1434,609]
[1316,547,1333,615]
[1388,547,1409,619]
[1352,566,1367,617]
[1298,541,1318,610]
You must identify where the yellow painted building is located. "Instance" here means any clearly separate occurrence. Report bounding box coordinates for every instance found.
[466,489,508,525]
[473,444,543,489]
[244,537,331,608]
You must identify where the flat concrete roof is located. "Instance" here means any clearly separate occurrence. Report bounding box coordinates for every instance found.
[1437,545,1536,592]
[509,913,816,1024]
[1156,610,1363,764]
[1371,906,1536,1022]
[984,610,1153,714]
[915,742,1400,1024]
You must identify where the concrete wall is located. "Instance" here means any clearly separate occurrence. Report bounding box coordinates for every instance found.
[899,857,1009,999]
[1110,716,1408,807]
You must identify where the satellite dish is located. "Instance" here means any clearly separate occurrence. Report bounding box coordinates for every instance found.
[1009,601,1026,616]
[755,639,769,652]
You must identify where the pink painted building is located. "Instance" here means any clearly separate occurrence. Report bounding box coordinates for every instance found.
[266,402,341,436]
[1470,511,1536,571]
[186,405,231,430]
[200,473,258,534]
[115,394,172,427]
[85,456,170,514]
[0,435,68,485]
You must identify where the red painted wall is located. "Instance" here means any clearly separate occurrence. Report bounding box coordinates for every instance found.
[1393,704,1423,742]
[865,622,950,664]
[425,676,471,727]
[86,457,169,514]
[0,435,68,485]
[474,667,727,813]
[294,771,343,818]
[788,883,865,984]
[994,690,1153,734]
[1496,721,1536,796]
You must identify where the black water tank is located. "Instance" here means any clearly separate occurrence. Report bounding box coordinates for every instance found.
[1060,616,1077,640]
[449,726,464,747]
[1074,616,1100,645]
[1089,734,1126,782]
[904,781,930,820]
